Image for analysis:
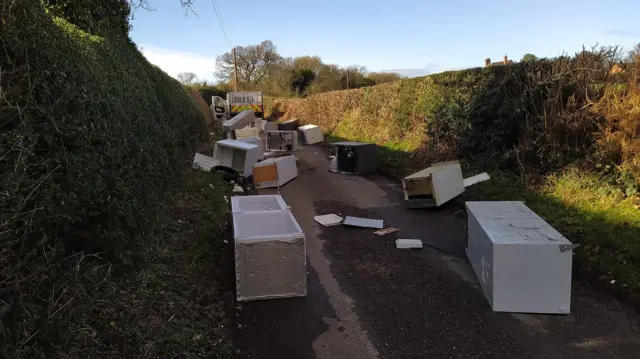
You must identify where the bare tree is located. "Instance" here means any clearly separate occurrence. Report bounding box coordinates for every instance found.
[628,43,640,62]
[177,72,198,85]
[215,40,283,89]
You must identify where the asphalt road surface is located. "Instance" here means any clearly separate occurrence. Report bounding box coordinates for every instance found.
[234,144,640,359]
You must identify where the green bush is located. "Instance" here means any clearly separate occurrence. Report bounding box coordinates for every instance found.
[0,0,208,355]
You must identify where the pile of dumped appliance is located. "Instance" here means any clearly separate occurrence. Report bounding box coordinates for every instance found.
[192,110,327,190]
[193,112,577,316]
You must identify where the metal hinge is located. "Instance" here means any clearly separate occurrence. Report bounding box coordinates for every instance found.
[559,244,580,253]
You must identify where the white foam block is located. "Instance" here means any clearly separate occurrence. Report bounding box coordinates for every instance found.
[396,239,423,249]
[314,214,343,227]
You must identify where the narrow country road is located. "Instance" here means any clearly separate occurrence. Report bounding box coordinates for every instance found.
[235,144,640,359]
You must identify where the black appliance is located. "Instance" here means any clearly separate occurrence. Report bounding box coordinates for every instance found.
[333,142,377,174]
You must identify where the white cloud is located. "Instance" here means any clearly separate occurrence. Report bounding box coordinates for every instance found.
[139,45,217,82]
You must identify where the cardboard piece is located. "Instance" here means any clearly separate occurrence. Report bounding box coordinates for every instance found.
[235,127,260,139]
[373,227,400,236]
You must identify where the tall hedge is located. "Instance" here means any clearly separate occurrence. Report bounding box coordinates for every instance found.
[272,55,639,180]
[0,0,208,354]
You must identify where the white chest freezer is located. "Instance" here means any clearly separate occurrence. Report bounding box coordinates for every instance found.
[266,131,300,152]
[213,139,263,177]
[252,155,298,189]
[298,124,324,145]
[465,201,573,314]
[233,210,306,301]
[222,110,256,132]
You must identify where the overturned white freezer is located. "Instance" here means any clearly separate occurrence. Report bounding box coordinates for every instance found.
[466,201,574,314]
[402,161,489,208]
[232,201,306,302]
[212,139,263,177]
[252,155,298,189]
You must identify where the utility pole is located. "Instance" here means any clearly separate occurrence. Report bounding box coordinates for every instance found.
[346,69,349,90]
[232,47,239,91]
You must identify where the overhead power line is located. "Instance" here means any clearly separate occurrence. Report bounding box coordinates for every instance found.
[210,0,232,48]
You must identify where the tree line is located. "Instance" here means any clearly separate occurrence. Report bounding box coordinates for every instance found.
[178,40,402,97]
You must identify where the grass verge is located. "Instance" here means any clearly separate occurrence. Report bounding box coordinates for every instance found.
[324,133,640,306]
[9,169,236,358]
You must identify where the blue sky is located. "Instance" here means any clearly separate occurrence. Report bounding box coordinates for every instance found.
[130,0,639,82]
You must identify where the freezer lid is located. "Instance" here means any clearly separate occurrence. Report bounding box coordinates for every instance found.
[431,162,465,206]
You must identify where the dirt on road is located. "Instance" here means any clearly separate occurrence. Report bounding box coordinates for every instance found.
[234,145,640,359]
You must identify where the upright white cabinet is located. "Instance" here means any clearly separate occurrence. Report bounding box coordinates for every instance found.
[466,201,573,314]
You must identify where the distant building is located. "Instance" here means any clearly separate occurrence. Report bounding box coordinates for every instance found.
[485,55,514,67]
[610,63,624,74]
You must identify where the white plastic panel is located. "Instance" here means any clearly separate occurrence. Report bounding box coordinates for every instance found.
[463,172,490,187]
[343,216,384,229]
[314,214,343,227]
